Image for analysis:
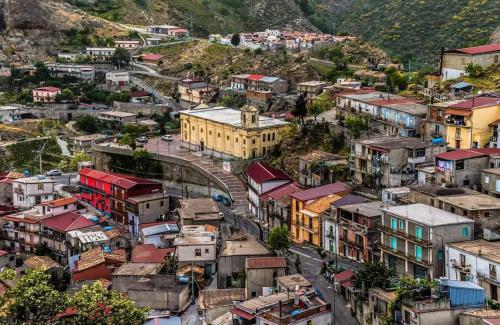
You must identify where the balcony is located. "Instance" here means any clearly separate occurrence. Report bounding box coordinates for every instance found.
[339,236,364,249]
[477,271,500,286]
[451,260,471,273]
[299,222,317,233]
[380,242,431,267]
[445,117,469,127]
[340,218,369,234]
[326,232,335,239]
[378,225,432,247]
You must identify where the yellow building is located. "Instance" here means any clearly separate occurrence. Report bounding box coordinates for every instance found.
[290,182,351,247]
[444,97,500,149]
[180,106,289,159]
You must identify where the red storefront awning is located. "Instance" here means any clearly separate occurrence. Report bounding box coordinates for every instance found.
[231,307,254,320]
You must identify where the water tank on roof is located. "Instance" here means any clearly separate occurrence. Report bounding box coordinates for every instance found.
[103,246,111,253]
[432,137,444,145]
[103,226,113,231]
[178,276,189,284]
[448,281,485,308]
[90,216,100,223]
[291,309,303,317]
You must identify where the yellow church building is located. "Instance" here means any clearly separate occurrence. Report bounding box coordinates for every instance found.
[179,106,289,159]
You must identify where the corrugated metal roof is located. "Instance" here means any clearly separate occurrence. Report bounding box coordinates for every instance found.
[142,223,179,236]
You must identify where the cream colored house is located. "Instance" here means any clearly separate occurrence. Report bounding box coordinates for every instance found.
[441,44,500,81]
[179,106,289,159]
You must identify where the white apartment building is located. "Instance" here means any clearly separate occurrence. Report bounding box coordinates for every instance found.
[105,71,130,87]
[12,176,55,209]
[173,225,217,268]
[46,63,95,82]
[86,47,116,61]
[446,240,500,302]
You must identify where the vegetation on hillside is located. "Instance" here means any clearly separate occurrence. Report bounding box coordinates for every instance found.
[337,0,500,65]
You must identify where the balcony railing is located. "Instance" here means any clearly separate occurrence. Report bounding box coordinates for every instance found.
[380,242,431,266]
[477,271,500,285]
[299,222,318,233]
[379,225,432,247]
[339,236,364,249]
[451,261,471,273]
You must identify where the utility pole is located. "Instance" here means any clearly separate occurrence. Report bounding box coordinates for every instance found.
[191,260,195,304]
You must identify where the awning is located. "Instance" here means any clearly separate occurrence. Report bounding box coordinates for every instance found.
[445,109,472,116]
[231,307,254,320]
[340,281,353,288]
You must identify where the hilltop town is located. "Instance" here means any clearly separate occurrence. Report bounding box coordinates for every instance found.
[0,5,499,325]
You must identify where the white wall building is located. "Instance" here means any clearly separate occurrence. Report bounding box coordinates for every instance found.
[0,106,21,123]
[106,71,130,87]
[446,240,500,302]
[173,226,217,267]
[12,176,56,209]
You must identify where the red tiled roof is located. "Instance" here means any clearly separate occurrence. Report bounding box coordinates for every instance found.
[232,307,255,320]
[40,212,94,232]
[448,97,499,109]
[335,269,353,283]
[246,163,292,184]
[130,90,150,98]
[245,257,286,269]
[141,53,164,61]
[246,74,265,81]
[140,220,178,230]
[79,168,161,190]
[456,44,500,55]
[260,182,303,202]
[34,86,61,92]
[131,244,175,263]
[435,148,500,161]
[41,197,77,208]
[0,250,8,257]
[290,182,350,202]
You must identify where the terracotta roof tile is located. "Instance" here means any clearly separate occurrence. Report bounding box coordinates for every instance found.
[246,163,292,184]
[290,182,350,201]
[25,255,61,269]
[41,197,77,208]
[245,257,286,269]
[131,244,174,263]
[40,212,94,232]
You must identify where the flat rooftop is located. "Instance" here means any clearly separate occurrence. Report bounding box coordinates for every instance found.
[174,235,216,246]
[339,201,383,218]
[438,194,500,211]
[237,292,290,313]
[198,288,245,310]
[358,136,437,150]
[220,239,269,257]
[112,262,163,276]
[483,168,500,176]
[276,274,311,290]
[447,240,500,264]
[382,203,473,226]
[14,176,55,184]
[178,198,222,221]
[408,185,480,197]
[126,192,167,203]
[383,187,410,195]
[180,107,288,129]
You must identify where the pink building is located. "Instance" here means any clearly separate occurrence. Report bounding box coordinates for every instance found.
[32,86,61,103]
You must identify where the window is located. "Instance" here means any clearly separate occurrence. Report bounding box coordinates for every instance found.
[399,220,404,230]
[490,264,497,279]
[209,131,212,135]
[496,179,500,192]
[200,128,203,133]
[262,134,266,142]
[64,204,68,210]
[37,184,44,191]
[390,236,397,251]
[267,134,271,141]
[456,160,464,170]
[272,133,275,141]
[146,203,150,209]
[195,249,201,256]
[251,115,256,123]
[243,139,246,145]
[415,226,422,240]
[430,199,435,207]
[160,200,164,207]
[414,148,425,158]
[391,218,397,230]
[450,206,456,214]
[217,133,220,138]
[236,138,238,143]
[415,245,422,261]
[461,227,469,238]
[226,135,229,140]
[485,176,490,184]
[192,126,195,131]
[252,139,256,145]
[438,250,445,260]
[205,249,209,254]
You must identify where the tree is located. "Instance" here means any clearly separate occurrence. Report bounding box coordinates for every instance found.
[34,242,49,256]
[352,262,396,299]
[0,269,68,324]
[121,123,148,137]
[111,48,131,69]
[268,226,290,255]
[74,115,102,133]
[55,88,74,103]
[307,93,331,121]
[230,33,240,47]
[465,63,485,78]
[68,152,92,171]
[344,115,369,138]
[292,92,308,124]
[118,134,133,147]
[69,281,148,324]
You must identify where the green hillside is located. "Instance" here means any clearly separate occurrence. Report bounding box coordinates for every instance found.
[336,0,499,64]
[64,0,499,64]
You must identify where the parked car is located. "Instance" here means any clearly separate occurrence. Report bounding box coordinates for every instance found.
[46,170,63,176]
[161,135,173,141]
[211,194,231,206]
[136,136,148,143]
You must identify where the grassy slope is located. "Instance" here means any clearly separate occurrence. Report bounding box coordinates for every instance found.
[337,0,500,64]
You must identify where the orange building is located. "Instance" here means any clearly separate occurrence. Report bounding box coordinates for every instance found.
[290,182,351,246]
